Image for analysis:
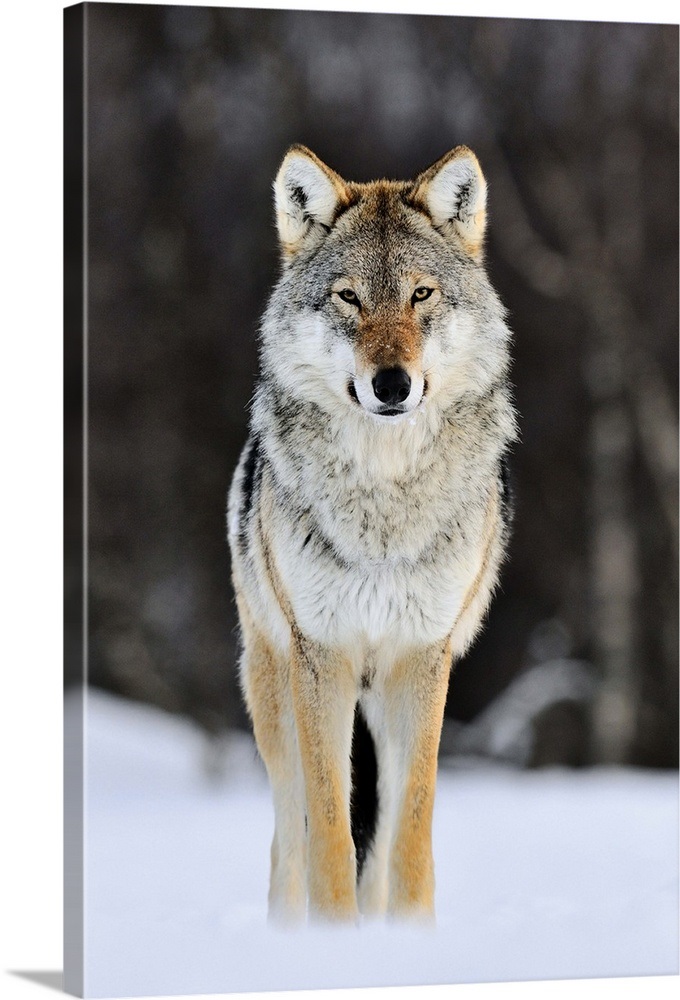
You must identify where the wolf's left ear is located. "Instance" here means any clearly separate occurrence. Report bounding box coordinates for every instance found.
[274,145,352,259]
[411,147,487,260]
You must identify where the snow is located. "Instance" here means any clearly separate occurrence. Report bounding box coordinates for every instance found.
[76,690,678,998]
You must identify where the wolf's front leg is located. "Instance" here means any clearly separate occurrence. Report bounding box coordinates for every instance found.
[266,724,307,926]
[290,635,359,922]
[383,638,452,921]
[239,610,307,926]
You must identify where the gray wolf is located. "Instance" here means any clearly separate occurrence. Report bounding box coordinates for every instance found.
[227,144,517,924]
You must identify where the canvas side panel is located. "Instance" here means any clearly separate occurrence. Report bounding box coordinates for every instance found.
[64,4,86,996]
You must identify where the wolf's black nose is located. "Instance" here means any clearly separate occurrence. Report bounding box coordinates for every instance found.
[372,367,411,405]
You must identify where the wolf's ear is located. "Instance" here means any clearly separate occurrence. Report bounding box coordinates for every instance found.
[411,147,487,260]
[274,145,352,259]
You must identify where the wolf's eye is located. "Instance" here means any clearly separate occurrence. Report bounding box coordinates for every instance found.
[412,286,434,305]
[337,288,360,306]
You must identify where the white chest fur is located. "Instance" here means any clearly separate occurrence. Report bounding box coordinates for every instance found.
[263,420,495,654]
[275,527,476,651]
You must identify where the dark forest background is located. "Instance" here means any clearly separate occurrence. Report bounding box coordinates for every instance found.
[64,3,678,768]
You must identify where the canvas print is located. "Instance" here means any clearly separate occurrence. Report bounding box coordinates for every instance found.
[64,2,679,997]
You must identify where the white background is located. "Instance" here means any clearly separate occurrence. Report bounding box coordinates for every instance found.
[0,1,677,1000]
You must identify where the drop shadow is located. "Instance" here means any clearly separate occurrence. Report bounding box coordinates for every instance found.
[10,972,64,994]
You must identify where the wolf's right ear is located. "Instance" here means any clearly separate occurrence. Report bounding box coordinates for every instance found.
[411,146,488,260]
[274,145,352,260]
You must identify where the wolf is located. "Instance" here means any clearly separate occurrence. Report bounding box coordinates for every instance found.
[227,144,517,925]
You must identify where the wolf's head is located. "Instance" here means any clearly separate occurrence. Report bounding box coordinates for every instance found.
[260,145,511,424]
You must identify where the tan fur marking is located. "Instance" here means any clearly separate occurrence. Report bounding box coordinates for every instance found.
[291,635,358,920]
[238,598,286,767]
[280,241,300,261]
[390,743,439,911]
[385,639,451,919]
[458,214,486,261]
[356,308,423,373]
[235,586,307,923]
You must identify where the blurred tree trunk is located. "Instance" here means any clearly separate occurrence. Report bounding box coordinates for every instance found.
[588,355,638,763]
[542,162,640,764]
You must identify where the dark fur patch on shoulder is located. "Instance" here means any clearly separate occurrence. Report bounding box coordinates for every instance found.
[238,435,261,549]
[498,452,515,532]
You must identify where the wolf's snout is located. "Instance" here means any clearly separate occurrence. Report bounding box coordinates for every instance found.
[372,368,411,406]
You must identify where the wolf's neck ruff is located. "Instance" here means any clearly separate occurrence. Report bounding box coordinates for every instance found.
[250,396,508,601]
[228,145,517,924]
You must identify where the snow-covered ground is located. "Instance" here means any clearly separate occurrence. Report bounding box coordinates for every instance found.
[77,690,678,998]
